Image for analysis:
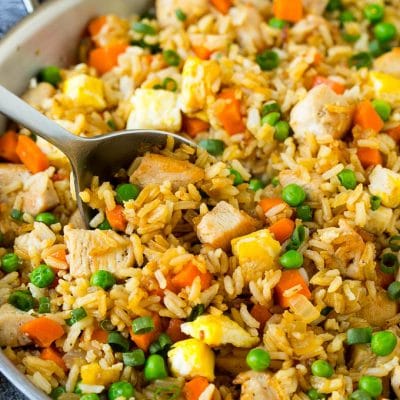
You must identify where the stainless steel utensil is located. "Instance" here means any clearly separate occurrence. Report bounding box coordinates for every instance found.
[0,84,194,227]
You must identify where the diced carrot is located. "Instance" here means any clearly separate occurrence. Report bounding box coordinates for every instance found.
[40,347,66,371]
[354,100,384,133]
[166,318,187,343]
[20,317,64,347]
[275,270,311,308]
[313,52,323,65]
[182,115,210,138]
[268,218,295,244]
[150,275,177,298]
[106,205,127,231]
[88,15,107,37]
[171,262,212,291]
[89,44,128,75]
[357,147,383,169]
[210,0,232,14]
[183,376,209,400]
[130,314,162,352]
[192,45,213,60]
[215,89,245,135]
[0,130,20,163]
[52,249,67,263]
[273,0,303,22]
[313,76,345,95]
[386,125,400,142]
[91,328,109,344]
[15,135,49,173]
[259,198,284,214]
[250,304,272,332]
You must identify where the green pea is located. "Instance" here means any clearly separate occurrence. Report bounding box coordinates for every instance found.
[271,177,280,187]
[248,179,264,191]
[35,212,58,226]
[339,10,356,25]
[342,31,360,43]
[30,264,55,288]
[175,9,187,21]
[144,354,168,381]
[374,22,397,42]
[372,99,391,121]
[116,183,140,204]
[1,253,21,273]
[229,169,244,186]
[363,4,384,23]
[80,394,100,400]
[370,195,381,211]
[261,101,280,116]
[108,381,135,400]
[369,39,391,57]
[261,112,280,126]
[279,250,304,269]
[90,270,116,290]
[50,386,66,399]
[132,22,156,35]
[307,388,327,400]
[163,49,181,66]
[246,348,271,371]
[98,219,112,230]
[371,330,397,356]
[320,306,333,316]
[268,18,286,29]
[297,205,313,221]
[349,390,372,400]
[326,0,342,12]
[274,121,290,142]
[8,290,35,311]
[199,139,225,156]
[256,50,279,71]
[358,375,382,397]
[346,327,372,345]
[311,360,334,378]
[10,209,23,221]
[388,281,400,300]
[348,52,373,69]
[282,183,306,206]
[38,66,61,86]
[337,169,357,189]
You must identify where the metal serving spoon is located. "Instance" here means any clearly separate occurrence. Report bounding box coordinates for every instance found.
[0,85,195,227]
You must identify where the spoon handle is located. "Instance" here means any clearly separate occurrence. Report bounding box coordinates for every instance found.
[0,84,76,154]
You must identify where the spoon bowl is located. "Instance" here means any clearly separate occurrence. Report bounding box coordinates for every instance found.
[0,85,195,227]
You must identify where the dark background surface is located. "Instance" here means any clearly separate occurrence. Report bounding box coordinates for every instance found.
[1,1,33,399]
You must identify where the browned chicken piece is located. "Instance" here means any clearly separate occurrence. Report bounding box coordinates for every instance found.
[156,0,209,27]
[21,171,60,215]
[302,0,329,15]
[64,226,134,278]
[196,201,256,251]
[356,287,398,326]
[0,304,34,347]
[130,153,204,191]
[22,82,56,110]
[290,85,355,140]
[373,48,400,79]
[0,163,31,206]
[234,371,284,400]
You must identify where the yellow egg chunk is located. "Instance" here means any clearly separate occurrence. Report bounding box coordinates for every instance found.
[369,71,400,103]
[62,74,106,110]
[181,314,259,348]
[168,338,215,381]
[369,165,400,208]
[231,229,281,283]
[80,362,120,385]
[180,56,221,113]
[127,88,181,132]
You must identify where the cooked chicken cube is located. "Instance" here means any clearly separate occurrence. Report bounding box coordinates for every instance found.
[0,304,34,347]
[68,209,85,229]
[234,371,281,400]
[64,226,134,278]
[290,85,354,140]
[126,89,182,132]
[302,0,329,15]
[0,163,31,205]
[373,48,400,79]
[196,201,256,251]
[156,0,209,27]
[369,165,400,208]
[21,171,60,215]
[130,153,204,191]
[22,82,56,110]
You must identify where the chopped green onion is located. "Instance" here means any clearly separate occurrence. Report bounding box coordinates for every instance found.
[100,319,115,331]
[339,10,356,25]
[348,52,373,69]
[286,225,306,251]
[389,235,400,251]
[108,331,130,352]
[107,119,117,130]
[130,39,161,54]
[229,168,244,185]
[132,316,155,334]
[248,179,264,192]
[149,341,162,354]
[10,209,23,221]
[379,253,399,274]
[98,219,112,230]
[153,385,182,400]
[35,212,58,226]
[369,39,391,57]
[123,349,145,366]
[297,205,313,221]
[320,306,333,316]
[162,77,178,92]
[261,112,280,126]
[372,99,391,121]
[38,66,62,87]
[261,101,280,116]
[370,195,381,211]
[326,0,342,12]
[66,307,87,326]
[256,50,279,71]
[346,327,372,345]
[132,22,156,35]
[387,281,400,300]
[50,386,66,400]
[271,177,280,187]
[38,297,51,314]
[175,9,187,21]
[187,303,205,321]
[163,49,181,66]
[268,18,287,29]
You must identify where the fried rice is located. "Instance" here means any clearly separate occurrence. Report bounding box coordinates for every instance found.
[1,0,400,399]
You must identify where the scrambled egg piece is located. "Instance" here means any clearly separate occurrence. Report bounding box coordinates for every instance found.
[127,88,181,132]
[63,74,106,109]
[80,362,121,385]
[168,338,215,381]
[181,314,259,348]
[180,56,221,113]
[369,165,400,208]
[231,229,281,283]
[369,71,400,103]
